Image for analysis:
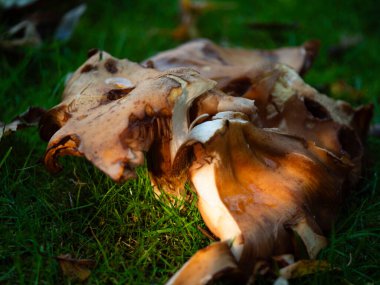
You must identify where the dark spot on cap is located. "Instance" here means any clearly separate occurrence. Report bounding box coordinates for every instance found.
[104,58,118,74]
[80,64,97,73]
[144,60,155,69]
[106,87,135,101]
[87,48,99,58]
[304,97,330,120]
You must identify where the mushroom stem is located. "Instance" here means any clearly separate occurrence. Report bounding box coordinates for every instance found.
[166,241,242,285]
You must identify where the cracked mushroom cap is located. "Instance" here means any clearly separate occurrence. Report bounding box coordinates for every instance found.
[41,51,256,184]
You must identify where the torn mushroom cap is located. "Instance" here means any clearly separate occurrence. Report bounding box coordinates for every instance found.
[143,38,320,95]
[173,111,354,276]
[42,51,256,184]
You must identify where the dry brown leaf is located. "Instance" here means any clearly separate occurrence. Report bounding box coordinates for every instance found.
[0,1,86,51]
[56,254,96,282]
[329,80,364,102]
[279,260,334,279]
[0,107,45,140]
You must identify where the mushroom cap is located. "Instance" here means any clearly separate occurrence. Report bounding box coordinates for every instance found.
[41,51,256,185]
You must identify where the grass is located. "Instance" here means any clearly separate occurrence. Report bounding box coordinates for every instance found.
[1,0,379,284]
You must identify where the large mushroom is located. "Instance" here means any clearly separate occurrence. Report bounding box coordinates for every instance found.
[167,111,342,283]
[164,64,371,284]
[39,40,372,284]
[40,50,256,197]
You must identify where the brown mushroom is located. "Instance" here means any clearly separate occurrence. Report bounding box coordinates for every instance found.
[164,64,371,284]
[166,108,359,284]
[41,51,256,197]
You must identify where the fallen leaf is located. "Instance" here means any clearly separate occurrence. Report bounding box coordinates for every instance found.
[0,0,86,51]
[330,80,364,101]
[56,254,96,281]
[279,260,335,279]
[0,107,45,140]
[0,20,42,49]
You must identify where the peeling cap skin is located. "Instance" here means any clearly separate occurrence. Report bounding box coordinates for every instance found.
[41,51,256,187]
[143,38,320,93]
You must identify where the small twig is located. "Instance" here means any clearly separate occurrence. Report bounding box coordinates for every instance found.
[197,225,217,241]
[248,21,299,31]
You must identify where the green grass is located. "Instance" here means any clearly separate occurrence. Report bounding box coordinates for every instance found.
[1,0,380,284]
